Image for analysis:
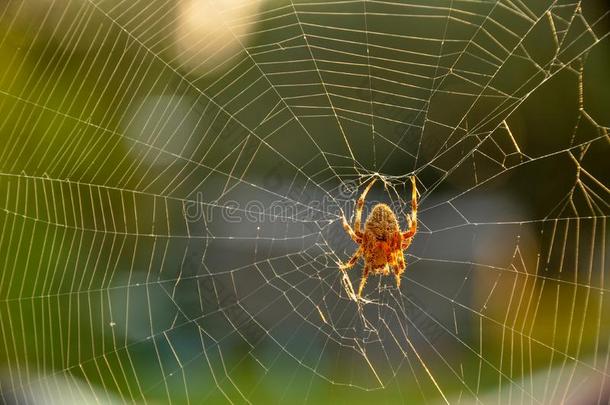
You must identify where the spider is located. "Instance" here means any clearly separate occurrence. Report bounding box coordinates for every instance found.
[340,176,418,297]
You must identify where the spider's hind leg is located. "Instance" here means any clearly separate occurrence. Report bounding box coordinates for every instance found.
[354,178,377,233]
[341,215,361,243]
[402,176,418,239]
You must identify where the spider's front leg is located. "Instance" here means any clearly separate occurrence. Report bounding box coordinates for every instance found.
[394,251,406,289]
[357,264,372,297]
[340,247,363,270]
[401,235,414,250]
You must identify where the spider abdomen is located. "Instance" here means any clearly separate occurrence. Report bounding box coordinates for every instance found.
[364,203,400,240]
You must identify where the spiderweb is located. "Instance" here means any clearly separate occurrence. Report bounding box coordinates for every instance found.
[0,0,609,403]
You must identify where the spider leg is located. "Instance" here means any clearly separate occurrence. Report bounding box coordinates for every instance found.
[340,247,363,270]
[357,264,372,297]
[402,176,418,239]
[396,250,406,270]
[394,251,406,289]
[341,214,361,243]
[401,236,413,250]
[354,178,377,234]
[389,251,397,268]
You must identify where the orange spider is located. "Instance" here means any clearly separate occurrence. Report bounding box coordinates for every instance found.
[340,177,418,297]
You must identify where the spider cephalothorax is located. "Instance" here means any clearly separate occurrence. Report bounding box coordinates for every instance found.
[340,177,418,297]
